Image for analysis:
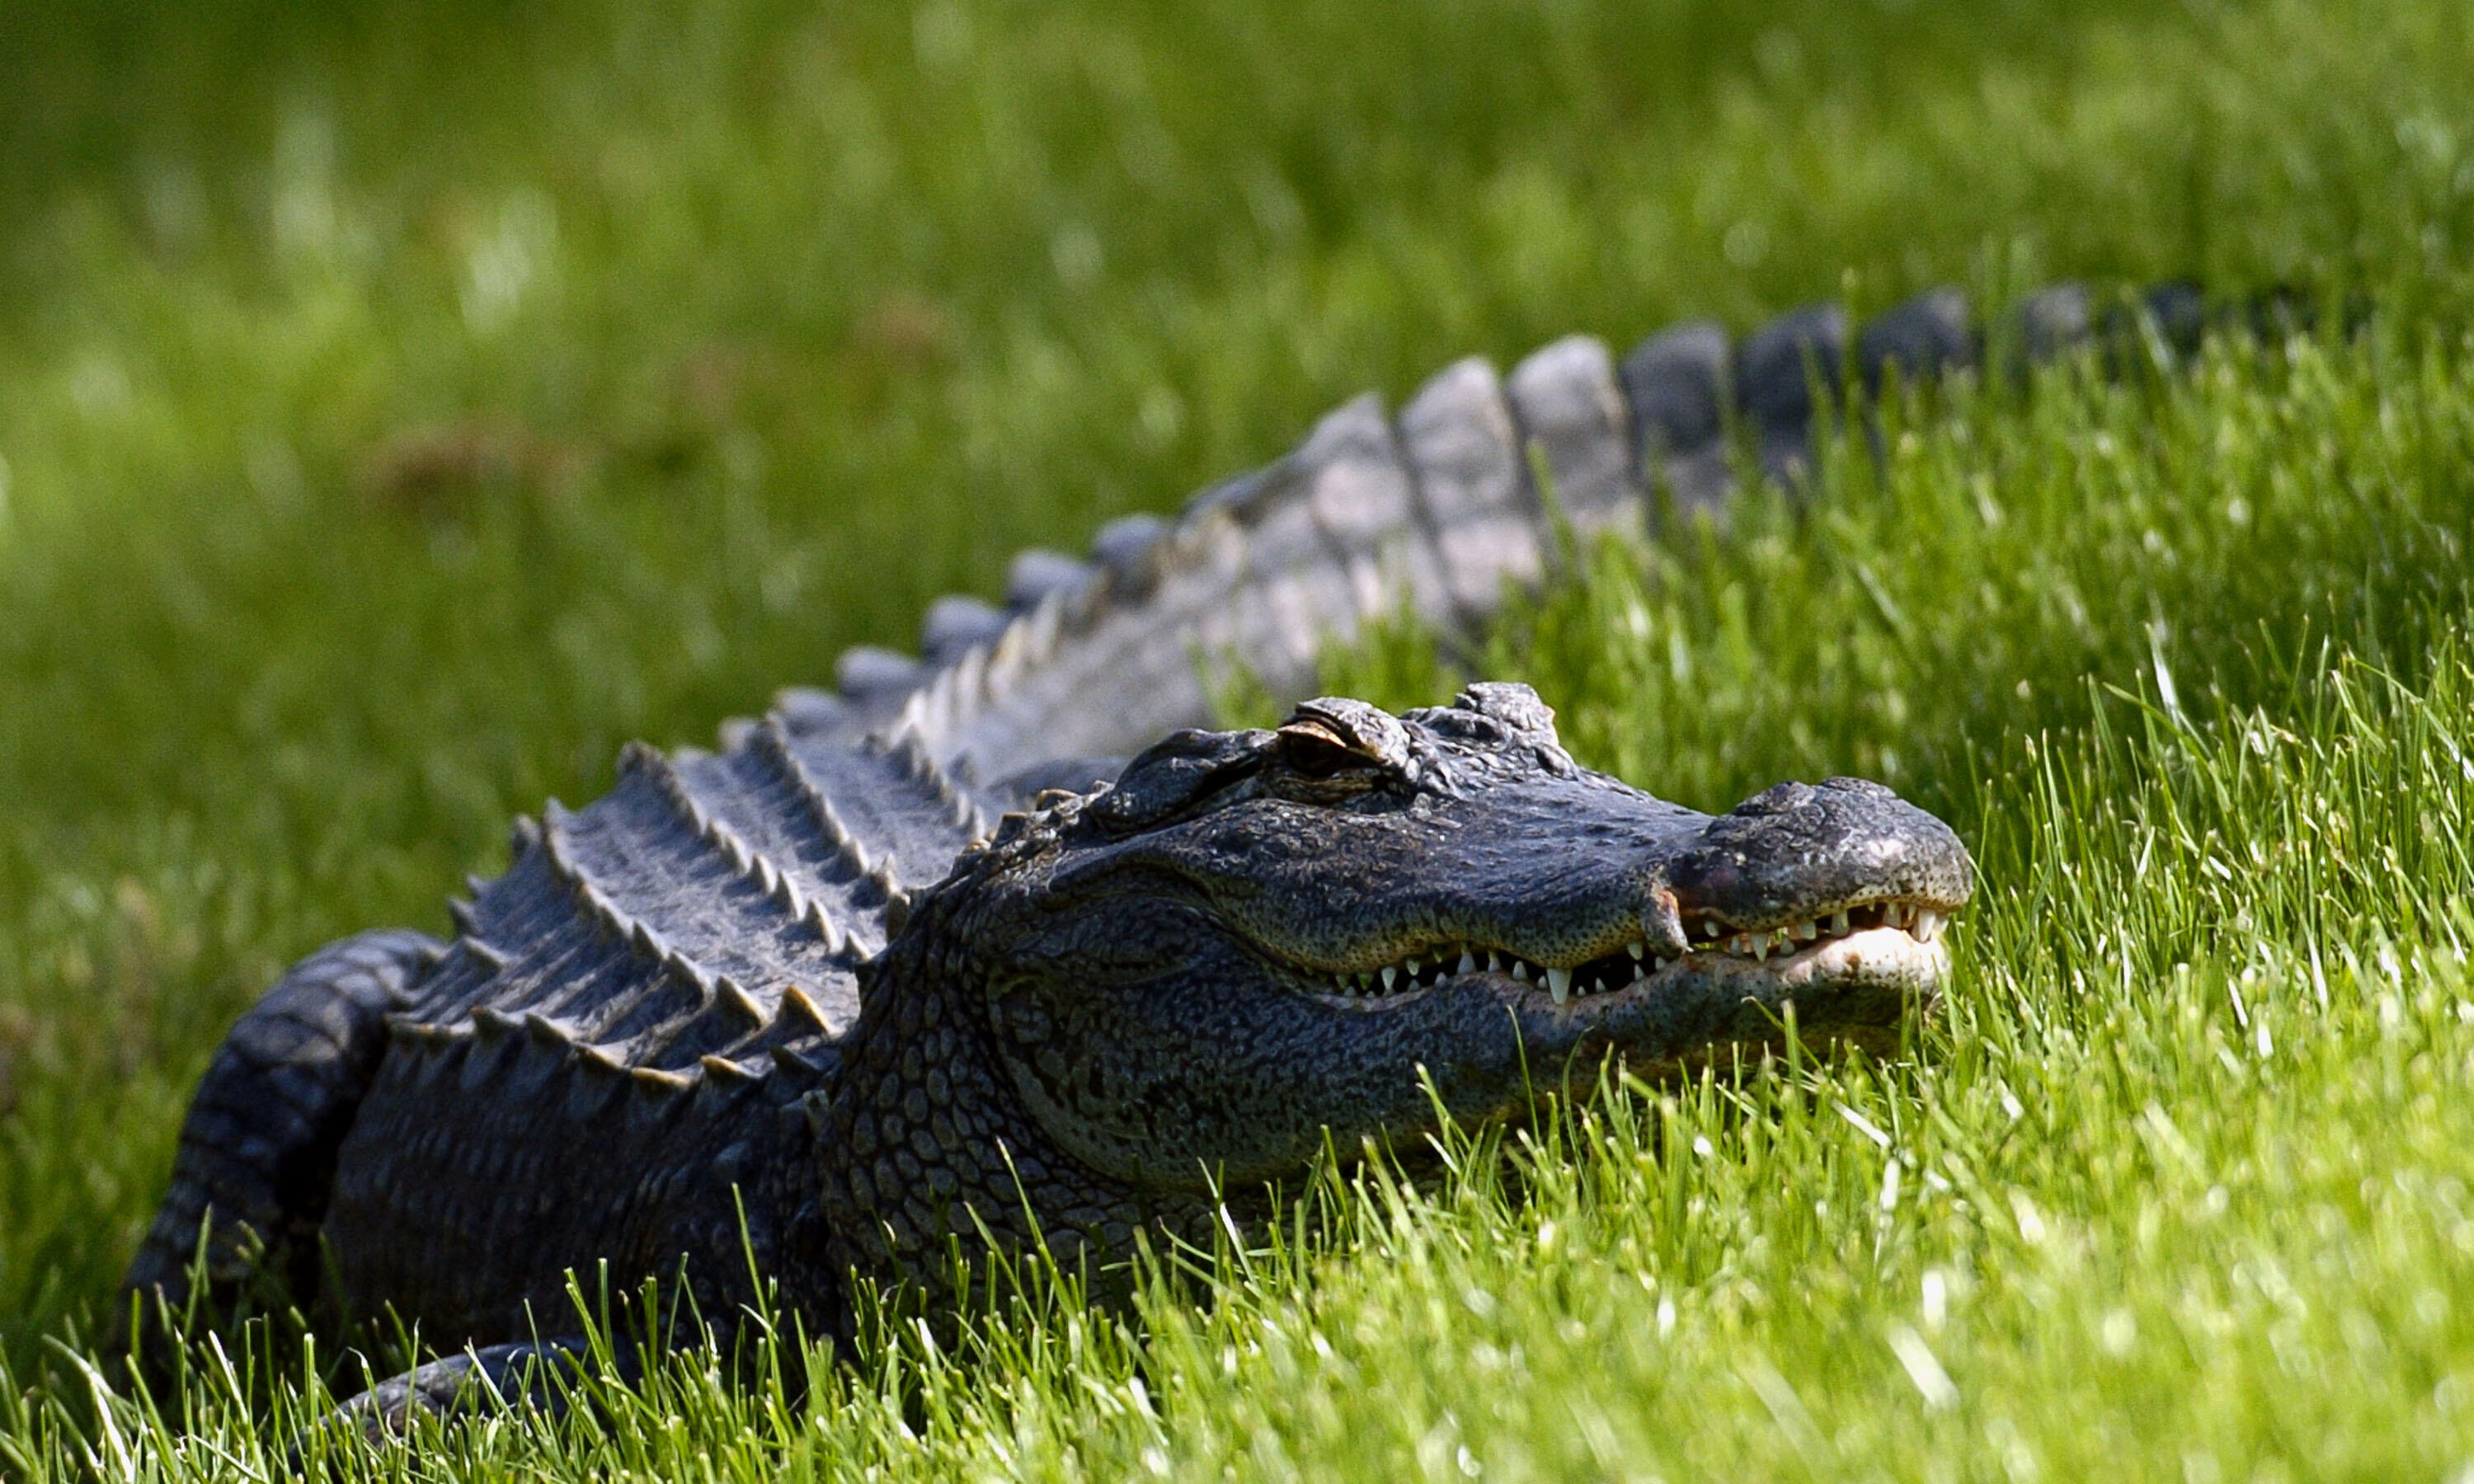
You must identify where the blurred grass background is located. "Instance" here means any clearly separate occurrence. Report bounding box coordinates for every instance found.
[11,0,2474,1475]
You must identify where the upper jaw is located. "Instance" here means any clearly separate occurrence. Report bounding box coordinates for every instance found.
[1291,891,1958,1007]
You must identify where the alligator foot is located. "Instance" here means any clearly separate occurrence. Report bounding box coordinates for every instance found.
[327,1339,597,1445]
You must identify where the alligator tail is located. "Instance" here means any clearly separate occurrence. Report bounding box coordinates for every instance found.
[783,279,2291,790]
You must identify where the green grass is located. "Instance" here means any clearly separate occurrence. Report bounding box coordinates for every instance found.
[12,0,2474,1475]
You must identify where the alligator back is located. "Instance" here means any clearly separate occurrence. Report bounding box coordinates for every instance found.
[318,721,987,1339]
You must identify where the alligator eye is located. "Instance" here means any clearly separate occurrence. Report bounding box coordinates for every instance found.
[1276,719,1364,778]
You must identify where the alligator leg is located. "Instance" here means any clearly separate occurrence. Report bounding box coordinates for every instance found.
[115,928,441,1369]
[323,1338,603,1447]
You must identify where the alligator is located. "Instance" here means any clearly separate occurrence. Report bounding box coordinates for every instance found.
[117,275,2252,1425]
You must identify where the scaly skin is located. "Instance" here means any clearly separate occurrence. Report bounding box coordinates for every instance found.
[811,685,1969,1309]
[116,269,2312,1433]
[121,683,1972,1426]
[126,270,2231,1424]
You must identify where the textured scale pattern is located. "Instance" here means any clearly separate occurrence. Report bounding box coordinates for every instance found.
[313,723,995,1340]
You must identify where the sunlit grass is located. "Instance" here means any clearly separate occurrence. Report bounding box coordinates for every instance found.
[25,596,2474,1479]
[12,0,2474,1476]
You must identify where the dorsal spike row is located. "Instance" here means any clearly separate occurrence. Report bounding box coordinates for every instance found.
[934,646,988,744]
[854,470,1263,773]
[630,1065,694,1095]
[755,721,882,883]
[699,1054,763,1086]
[661,948,716,1001]
[387,1014,469,1048]
[645,751,714,836]
[447,898,482,937]
[625,740,801,916]
[453,934,510,973]
[887,729,938,782]
[717,976,769,1026]
[981,605,1038,692]
[777,984,834,1036]
[771,1045,824,1077]
[577,881,632,943]
[891,579,1082,758]
[878,727,992,841]
[628,918,668,961]
[864,858,905,906]
[507,813,543,858]
[539,804,657,949]
[473,1006,521,1040]
[523,1012,574,1050]
[798,896,848,954]
[539,801,579,878]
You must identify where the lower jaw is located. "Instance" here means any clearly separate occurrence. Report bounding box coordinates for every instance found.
[1531,931,1947,1074]
[1545,926,1950,1011]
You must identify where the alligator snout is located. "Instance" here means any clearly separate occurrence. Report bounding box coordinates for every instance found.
[1658,776,1974,937]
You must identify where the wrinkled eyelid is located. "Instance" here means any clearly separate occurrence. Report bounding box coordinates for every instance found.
[1275,721,1386,779]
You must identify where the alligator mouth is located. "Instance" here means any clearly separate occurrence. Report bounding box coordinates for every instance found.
[1300,896,1954,1006]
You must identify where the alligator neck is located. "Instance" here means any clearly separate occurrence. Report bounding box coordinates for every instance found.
[807,918,1229,1315]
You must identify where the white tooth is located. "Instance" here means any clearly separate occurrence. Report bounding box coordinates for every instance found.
[1358,971,1374,991]
[1627,941,1645,960]
[1459,949,1477,974]
[1790,920,1817,942]
[1512,960,1531,982]
[1752,934,1771,963]
[1546,967,1571,1004]
[1885,902,1909,929]
[1382,965,1398,991]
[1727,935,1749,957]
[1407,956,1422,976]
[1829,910,1850,935]
[1914,909,1944,942]
[1488,951,1504,971]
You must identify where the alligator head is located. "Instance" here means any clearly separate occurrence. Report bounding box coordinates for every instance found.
[824,683,1971,1280]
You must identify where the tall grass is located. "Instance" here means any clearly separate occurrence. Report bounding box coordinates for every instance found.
[21,498,2474,1477]
[12,0,2474,1475]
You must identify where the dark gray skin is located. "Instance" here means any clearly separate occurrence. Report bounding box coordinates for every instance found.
[909,688,1961,1203]
[120,683,1969,1430]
